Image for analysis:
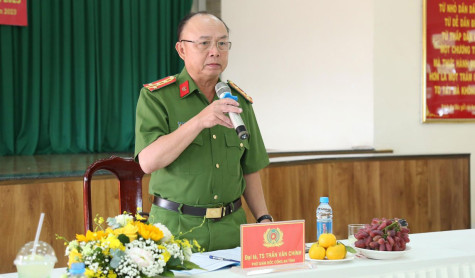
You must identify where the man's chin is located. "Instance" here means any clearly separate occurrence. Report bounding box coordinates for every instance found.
[202,68,224,77]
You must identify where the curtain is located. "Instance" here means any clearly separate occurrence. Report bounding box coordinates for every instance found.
[0,0,192,155]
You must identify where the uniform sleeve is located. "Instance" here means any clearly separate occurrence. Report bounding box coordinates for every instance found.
[134,88,170,162]
[240,103,269,174]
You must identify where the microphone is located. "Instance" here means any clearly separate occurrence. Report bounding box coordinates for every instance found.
[215,82,249,140]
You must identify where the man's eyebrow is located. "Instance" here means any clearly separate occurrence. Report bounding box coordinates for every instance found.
[198,35,229,40]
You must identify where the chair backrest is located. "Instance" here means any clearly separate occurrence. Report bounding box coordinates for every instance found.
[83,155,145,233]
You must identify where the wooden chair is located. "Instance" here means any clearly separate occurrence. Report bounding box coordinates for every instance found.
[83,155,145,233]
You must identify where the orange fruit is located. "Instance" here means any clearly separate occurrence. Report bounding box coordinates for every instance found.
[318,233,337,248]
[308,243,326,260]
[326,242,347,260]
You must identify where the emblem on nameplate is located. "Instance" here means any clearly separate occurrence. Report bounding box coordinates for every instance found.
[263,228,284,247]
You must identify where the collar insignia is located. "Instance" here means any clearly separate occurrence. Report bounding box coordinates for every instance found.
[180,80,190,98]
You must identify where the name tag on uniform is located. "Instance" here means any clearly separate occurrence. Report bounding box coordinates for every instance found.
[240,220,305,269]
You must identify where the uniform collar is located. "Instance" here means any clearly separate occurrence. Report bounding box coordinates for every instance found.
[176,67,222,99]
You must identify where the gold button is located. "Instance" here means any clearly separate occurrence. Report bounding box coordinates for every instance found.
[214,195,218,200]
[240,143,244,148]
[216,163,220,168]
[213,134,217,139]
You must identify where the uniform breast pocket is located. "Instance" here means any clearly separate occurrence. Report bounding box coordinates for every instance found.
[168,134,204,174]
[225,133,249,176]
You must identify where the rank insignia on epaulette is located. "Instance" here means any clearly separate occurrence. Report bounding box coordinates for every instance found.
[143,76,176,91]
[227,80,253,103]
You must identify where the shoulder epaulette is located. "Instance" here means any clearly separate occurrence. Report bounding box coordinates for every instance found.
[143,76,176,91]
[227,80,253,103]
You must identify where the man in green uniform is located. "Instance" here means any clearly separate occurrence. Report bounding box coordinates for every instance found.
[134,12,272,251]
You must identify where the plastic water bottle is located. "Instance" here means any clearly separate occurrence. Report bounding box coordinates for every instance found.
[316,196,333,240]
[69,262,86,278]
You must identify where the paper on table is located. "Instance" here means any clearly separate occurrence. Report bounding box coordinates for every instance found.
[175,247,241,275]
[205,247,241,262]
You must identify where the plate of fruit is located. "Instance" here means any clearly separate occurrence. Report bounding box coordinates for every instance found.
[306,233,356,263]
[352,218,411,260]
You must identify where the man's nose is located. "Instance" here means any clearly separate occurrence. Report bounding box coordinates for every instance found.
[208,42,220,56]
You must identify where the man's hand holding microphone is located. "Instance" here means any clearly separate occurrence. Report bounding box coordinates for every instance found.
[195,82,249,140]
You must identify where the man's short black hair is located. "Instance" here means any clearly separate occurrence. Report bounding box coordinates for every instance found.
[177,11,230,40]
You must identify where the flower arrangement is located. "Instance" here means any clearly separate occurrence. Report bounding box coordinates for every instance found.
[57,212,202,277]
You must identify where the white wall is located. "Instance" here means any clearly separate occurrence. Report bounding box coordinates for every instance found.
[222,0,374,151]
[222,0,475,227]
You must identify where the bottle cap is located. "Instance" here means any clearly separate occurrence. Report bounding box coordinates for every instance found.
[70,262,85,275]
[320,197,329,203]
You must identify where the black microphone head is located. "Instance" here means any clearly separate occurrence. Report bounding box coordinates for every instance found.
[215,82,231,98]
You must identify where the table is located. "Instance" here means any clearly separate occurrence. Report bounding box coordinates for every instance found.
[3,229,475,278]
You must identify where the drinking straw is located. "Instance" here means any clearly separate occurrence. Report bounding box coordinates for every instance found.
[32,212,45,255]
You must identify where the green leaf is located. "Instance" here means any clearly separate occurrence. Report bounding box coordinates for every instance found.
[346,245,356,254]
[166,259,205,271]
[118,234,129,244]
[182,260,205,270]
[167,265,187,271]
[166,257,182,267]
[337,240,357,254]
[159,270,175,277]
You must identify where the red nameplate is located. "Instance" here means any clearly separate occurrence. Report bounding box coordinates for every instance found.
[240,220,305,269]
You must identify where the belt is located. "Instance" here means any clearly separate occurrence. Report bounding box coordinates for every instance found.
[153,196,242,219]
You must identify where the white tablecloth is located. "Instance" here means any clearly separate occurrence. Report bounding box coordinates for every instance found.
[4,229,475,278]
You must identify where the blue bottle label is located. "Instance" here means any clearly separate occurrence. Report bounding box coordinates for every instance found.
[316,221,333,239]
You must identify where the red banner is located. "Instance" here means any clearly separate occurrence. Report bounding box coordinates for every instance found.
[424,0,475,121]
[240,220,305,269]
[0,0,27,26]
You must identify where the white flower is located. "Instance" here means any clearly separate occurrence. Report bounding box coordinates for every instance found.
[120,239,166,277]
[115,214,134,227]
[183,245,192,261]
[82,243,94,256]
[127,247,154,268]
[154,223,172,242]
[164,242,184,261]
[65,241,79,256]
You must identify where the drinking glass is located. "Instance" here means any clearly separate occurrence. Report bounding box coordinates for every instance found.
[348,224,365,245]
[14,241,57,278]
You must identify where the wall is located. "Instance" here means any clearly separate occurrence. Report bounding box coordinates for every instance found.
[373,0,475,227]
[222,0,475,227]
[222,0,374,151]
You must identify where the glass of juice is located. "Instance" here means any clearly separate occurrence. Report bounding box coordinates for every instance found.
[14,241,57,278]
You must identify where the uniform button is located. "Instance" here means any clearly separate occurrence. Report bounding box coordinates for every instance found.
[214,195,218,200]
[216,163,220,168]
[213,134,217,139]
[240,143,244,148]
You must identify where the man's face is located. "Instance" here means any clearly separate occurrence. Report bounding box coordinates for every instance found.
[176,14,229,82]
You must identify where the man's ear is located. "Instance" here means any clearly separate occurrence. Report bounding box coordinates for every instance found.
[175,42,185,60]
